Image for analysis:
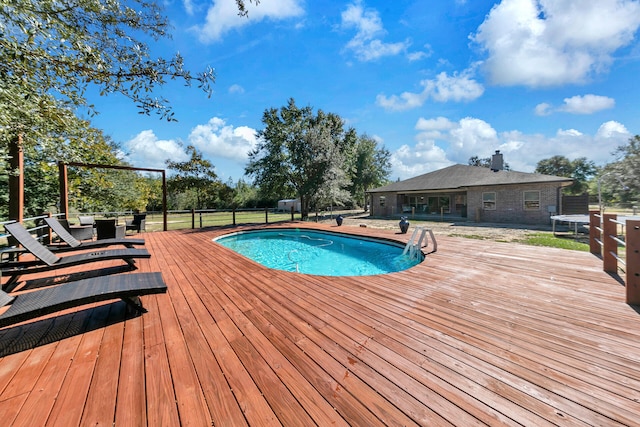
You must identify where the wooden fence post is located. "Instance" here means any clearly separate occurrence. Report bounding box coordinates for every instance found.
[290,206,294,221]
[232,208,236,226]
[589,210,600,255]
[265,207,269,224]
[45,212,53,244]
[627,220,640,305]
[191,209,195,229]
[602,213,618,274]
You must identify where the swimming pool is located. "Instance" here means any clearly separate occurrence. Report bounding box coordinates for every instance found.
[214,228,423,276]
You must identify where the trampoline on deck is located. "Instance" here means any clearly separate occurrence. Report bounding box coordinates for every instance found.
[550,214,590,235]
[552,214,640,236]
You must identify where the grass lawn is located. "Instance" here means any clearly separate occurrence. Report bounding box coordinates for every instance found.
[142,211,298,232]
[518,232,590,251]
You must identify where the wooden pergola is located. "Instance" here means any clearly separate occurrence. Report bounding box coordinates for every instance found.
[58,162,168,231]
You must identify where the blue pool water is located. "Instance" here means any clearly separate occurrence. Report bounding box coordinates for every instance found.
[214,229,423,276]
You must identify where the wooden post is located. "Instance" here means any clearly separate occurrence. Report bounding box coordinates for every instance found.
[626,220,640,305]
[44,212,53,244]
[232,208,236,226]
[589,210,600,254]
[290,206,294,221]
[161,170,167,231]
[265,207,269,224]
[58,161,69,218]
[8,133,24,223]
[191,209,195,229]
[602,213,617,274]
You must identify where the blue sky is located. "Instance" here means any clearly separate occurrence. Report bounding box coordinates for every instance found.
[87,0,640,182]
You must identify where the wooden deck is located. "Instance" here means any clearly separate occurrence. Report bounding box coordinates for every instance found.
[1,223,639,426]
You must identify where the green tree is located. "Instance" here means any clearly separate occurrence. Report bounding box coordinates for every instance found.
[348,134,391,210]
[246,99,352,219]
[535,155,596,195]
[598,135,640,207]
[143,176,164,212]
[1,0,252,218]
[166,145,218,210]
[0,0,216,126]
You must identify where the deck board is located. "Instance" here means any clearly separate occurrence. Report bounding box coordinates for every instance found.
[1,222,639,426]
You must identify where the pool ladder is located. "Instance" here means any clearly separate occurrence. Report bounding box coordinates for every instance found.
[402,226,437,260]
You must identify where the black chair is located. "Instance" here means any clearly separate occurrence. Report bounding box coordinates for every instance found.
[126,214,146,234]
[95,219,126,240]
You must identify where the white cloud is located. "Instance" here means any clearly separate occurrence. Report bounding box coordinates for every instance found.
[123,118,258,175]
[389,116,631,179]
[416,116,457,131]
[376,70,484,111]
[407,51,428,62]
[188,117,257,163]
[536,94,616,116]
[124,130,188,170]
[229,84,245,94]
[559,95,615,114]
[472,0,640,87]
[596,120,629,139]
[195,0,304,43]
[449,117,499,155]
[534,103,552,116]
[340,1,410,61]
[390,142,452,180]
[557,129,583,137]
[183,0,195,15]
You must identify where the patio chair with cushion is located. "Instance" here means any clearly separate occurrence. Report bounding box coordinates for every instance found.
[45,217,144,251]
[78,216,95,226]
[0,272,167,328]
[125,214,146,234]
[1,222,151,290]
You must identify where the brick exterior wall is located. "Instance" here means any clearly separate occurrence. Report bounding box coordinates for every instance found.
[467,183,560,224]
[370,192,398,217]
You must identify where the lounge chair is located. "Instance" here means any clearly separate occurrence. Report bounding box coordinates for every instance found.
[45,217,144,251]
[0,272,167,328]
[1,222,151,289]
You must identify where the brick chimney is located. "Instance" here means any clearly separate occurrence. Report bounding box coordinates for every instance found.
[490,150,504,172]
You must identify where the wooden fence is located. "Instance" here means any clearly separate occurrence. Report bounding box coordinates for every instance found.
[589,210,640,305]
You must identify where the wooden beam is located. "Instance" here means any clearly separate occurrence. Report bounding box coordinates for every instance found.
[8,133,24,223]
[602,213,618,274]
[161,170,167,231]
[58,162,69,218]
[589,210,600,255]
[626,220,640,305]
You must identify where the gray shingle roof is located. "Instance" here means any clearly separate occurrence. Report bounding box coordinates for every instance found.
[369,164,573,193]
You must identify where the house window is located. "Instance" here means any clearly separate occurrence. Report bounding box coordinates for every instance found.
[524,191,540,210]
[379,196,386,207]
[483,192,496,210]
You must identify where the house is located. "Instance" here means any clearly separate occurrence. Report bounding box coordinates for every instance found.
[368,153,573,225]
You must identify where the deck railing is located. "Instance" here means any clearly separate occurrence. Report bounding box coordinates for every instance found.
[589,210,640,305]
